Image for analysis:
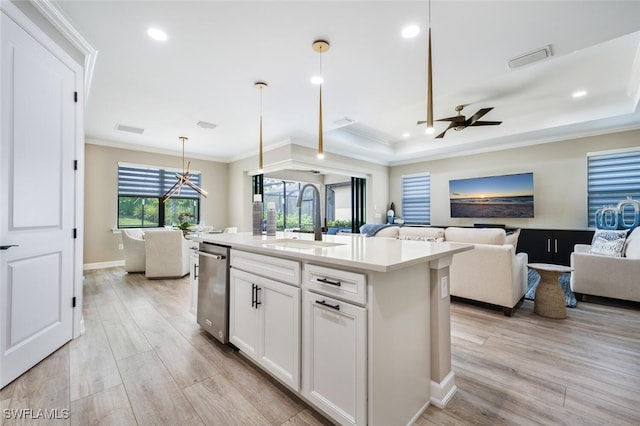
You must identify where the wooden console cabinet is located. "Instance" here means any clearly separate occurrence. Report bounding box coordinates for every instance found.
[516,229,593,266]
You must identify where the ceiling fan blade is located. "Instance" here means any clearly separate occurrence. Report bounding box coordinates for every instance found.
[435,129,448,139]
[435,122,456,138]
[417,120,426,125]
[436,115,460,122]
[467,107,493,125]
[470,120,502,126]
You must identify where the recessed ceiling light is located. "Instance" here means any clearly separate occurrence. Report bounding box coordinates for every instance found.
[147,28,168,41]
[402,132,410,138]
[401,25,420,39]
[310,76,324,85]
[572,90,587,98]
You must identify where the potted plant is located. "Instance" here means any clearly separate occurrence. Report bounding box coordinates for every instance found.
[177,221,192,235]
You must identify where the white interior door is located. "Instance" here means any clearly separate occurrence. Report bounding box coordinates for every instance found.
[1,11,76,388]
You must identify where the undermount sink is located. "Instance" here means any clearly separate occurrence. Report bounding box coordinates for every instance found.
[253,238,345,249]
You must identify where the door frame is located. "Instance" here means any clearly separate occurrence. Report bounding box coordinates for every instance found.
[1,0,95,339]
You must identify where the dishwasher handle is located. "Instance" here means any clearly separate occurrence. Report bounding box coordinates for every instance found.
[196,250,227,260]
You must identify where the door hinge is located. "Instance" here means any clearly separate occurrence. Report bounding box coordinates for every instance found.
[74,91,78,103]
[72,297,76,308]
[73,228,77,239]
[73,160,78,170]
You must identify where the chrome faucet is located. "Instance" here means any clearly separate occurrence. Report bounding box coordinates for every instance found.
[296,183,323,241]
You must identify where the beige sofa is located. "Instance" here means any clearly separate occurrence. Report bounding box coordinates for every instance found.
[570,227,640,303]
[370,225,528,316]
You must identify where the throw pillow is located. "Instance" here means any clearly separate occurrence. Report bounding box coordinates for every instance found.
[590,229,629,257]
[505,229,521,247]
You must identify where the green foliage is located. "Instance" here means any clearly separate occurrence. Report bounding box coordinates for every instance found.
[327,220,352,228]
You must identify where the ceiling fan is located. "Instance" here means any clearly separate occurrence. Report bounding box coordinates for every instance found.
[418,105,502,139]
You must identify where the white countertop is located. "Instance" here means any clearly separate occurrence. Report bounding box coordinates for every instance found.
[189,231,473,272]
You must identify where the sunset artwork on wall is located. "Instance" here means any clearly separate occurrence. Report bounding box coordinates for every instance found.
[449,172,534,218]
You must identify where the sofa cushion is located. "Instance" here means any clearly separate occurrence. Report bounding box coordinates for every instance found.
[444,227,506,245]
[371,226,400,238]
[398,227,445,240]
[623,227,640,259]
[590,229,628,257]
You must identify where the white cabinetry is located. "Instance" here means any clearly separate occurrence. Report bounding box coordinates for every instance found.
[229,251,301,391]
[302,265,367,426]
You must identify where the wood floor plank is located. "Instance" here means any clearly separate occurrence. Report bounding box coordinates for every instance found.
[69,308,122,401]
[127,304,220,388]
[183,375,270,425]
[5,345,70,426]
[280,408,333,426]
[97,299,151,361]
[70,384,136,426]
[116,350,203,426]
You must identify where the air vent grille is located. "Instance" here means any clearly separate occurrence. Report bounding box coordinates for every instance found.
[508,45,552,69]
[333,117,355,127]
[115,123,144,134]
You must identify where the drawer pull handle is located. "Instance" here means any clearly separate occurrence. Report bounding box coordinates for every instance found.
[315,300,340,311]
[317,277,341,287]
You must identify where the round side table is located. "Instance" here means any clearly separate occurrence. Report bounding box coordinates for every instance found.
[528,263,572,319]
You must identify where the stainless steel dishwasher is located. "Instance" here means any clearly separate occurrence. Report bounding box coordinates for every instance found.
[196,242,231,344]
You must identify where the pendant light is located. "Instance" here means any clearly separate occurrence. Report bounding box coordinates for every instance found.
[312,40,329,159]
[162,136,208,202]
[255,82,268,173]
[426,0,434,134]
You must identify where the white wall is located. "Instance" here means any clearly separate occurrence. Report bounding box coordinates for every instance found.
[84,142,228,264]
[389,129,640,230]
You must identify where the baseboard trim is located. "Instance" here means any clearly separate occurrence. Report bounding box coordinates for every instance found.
[83,260,124,270]
[430,371,457,408]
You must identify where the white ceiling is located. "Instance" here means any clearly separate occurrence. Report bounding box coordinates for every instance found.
[55,0,640,166]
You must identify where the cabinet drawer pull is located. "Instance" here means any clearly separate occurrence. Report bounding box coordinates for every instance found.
[251,283,256,308]
[255,286,262,308]
[315,300,340,311]
[317,277,341,287]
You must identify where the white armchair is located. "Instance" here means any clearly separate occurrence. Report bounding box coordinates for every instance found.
[144,230,191,279]
[121,229,145,273]
[571,227,640,303]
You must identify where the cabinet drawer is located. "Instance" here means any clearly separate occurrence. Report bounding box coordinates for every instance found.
[231,250,301,286]
[304,264,366,305]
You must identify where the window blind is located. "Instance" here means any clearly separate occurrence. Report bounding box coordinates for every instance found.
[587,150,640,227]
[118,164,202,198]
[402,173,430,224]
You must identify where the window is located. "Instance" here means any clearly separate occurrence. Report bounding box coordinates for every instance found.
[325,182,352,229]
[118,164,201,228]
[587,149,640,228]
[263,178,315,231]
[402,173,431,224]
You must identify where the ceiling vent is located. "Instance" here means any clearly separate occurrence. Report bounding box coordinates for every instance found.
[508,45,552,69]
[115,123,144,134]
[196,121,217,130]
[333,117,355,127]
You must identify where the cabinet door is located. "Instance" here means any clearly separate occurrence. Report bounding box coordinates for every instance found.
[517,229,554,263]
[554,230,594,266]
[302,291,366,426]
[259,279,300,391]
[229,269,260,360]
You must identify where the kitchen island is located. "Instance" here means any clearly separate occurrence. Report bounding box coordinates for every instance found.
[191,231,472,426]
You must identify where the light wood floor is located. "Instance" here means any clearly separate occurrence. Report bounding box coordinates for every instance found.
[1,267,639,425]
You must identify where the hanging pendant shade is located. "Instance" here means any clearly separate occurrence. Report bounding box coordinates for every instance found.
[255,82,267,172]
[312,40,329,159]
[161,136,208,202]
